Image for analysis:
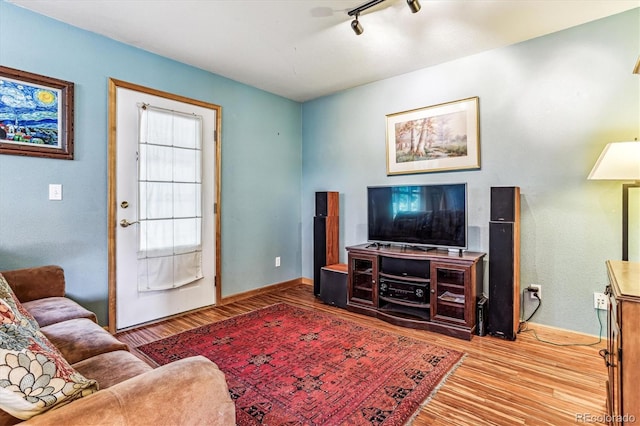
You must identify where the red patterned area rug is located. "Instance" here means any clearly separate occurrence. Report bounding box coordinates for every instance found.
[137,303,465,426]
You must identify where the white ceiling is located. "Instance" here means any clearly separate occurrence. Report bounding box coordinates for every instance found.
[7,0,639,102]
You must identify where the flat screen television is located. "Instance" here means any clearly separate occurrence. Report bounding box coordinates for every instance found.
[367,183,467,250]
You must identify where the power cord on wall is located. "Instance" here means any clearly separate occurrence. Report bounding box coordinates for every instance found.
[517,290,603,347]
[519,291,541,326]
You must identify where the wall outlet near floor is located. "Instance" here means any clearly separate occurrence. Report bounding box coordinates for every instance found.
[593,292,607,310]
[275,257,281,267]
[529,284,541,300]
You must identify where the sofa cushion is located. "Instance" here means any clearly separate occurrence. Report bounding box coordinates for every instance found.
[21,356,236,426]
[0,274,98,420]
[40,318,128,365]
[22,297,97,327]
[0,266,65,303]
[0,408,20,425]
[72,351,153,389]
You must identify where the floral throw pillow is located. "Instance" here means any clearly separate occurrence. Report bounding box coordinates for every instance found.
[0,273,98,420]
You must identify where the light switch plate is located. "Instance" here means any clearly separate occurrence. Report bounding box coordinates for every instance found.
[49,184,62,201]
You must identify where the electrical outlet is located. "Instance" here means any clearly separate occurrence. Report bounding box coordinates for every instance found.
[594,292,607,310]
[529,284,541,300]
[275,257,281,267]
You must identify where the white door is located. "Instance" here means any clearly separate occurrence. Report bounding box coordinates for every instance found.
[114,85,217,330]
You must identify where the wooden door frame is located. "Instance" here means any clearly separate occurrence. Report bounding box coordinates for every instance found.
[107,78,222,333]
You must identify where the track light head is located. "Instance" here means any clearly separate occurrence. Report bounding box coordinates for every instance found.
[347,0,420,35]
[407,0,421,13]
[351,15,364,35]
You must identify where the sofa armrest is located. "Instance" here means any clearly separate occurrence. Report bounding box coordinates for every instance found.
[23,356,236,426]
[1,265,66,302]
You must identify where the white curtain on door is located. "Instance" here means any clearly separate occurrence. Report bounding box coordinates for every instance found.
[137,104,203,291]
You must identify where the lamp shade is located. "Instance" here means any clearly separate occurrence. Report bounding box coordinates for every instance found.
[588,141,640,181]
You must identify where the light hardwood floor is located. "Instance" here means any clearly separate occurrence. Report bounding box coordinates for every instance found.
[116,283,608,426]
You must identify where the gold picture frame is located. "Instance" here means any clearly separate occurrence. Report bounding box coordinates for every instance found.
[386,97,479,175]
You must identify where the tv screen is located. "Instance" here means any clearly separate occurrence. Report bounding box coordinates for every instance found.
[367,183,467,249]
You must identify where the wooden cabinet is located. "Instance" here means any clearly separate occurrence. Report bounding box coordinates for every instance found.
[348,253,377,307]
[603,260,640,425]
[346,244,485,340]
[431,262,470,325]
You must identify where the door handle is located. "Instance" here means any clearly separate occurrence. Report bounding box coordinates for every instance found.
[120,219,139,228]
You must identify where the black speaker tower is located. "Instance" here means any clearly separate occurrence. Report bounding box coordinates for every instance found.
[313,192,339,296]
[488,186,520,340]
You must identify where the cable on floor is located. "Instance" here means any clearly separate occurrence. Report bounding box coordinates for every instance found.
[517,292,603,347]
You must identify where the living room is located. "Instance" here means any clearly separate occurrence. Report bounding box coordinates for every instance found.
[1,0,637,336]
[0,0,638,424]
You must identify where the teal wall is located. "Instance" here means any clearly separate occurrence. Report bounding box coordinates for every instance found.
[302,9,640,335]
[0,2,302,325]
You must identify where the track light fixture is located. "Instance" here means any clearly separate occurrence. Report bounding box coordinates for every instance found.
[351,13,364,35]
[347,0,421,35]
[347,0,385,18]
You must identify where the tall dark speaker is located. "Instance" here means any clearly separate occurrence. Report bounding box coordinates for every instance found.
[314,192,339,296]
[315,192,339,217]
[488,186,520,340]
[491,186,518,222]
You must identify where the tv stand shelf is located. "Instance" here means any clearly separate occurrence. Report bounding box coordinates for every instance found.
[346,243,485,340]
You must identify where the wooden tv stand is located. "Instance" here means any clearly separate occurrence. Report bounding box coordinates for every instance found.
[346,243,485,340]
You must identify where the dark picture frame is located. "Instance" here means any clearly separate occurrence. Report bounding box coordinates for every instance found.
[0,66,74,160]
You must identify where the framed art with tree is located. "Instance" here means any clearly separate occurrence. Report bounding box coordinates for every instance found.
[386,97,479,175]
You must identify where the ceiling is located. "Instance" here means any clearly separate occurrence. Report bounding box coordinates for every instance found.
[7,0,639,102]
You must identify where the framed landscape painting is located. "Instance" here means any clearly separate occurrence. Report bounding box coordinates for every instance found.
[0,66,74,160]
[386,97,479,175]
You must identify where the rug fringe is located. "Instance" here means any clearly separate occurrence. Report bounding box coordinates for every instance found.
[133,349,162,367]
[130,303,291,366]
[131,302,289,349]
[404,353,467,426]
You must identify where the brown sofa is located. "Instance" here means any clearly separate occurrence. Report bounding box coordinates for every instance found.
[0,265,235,426]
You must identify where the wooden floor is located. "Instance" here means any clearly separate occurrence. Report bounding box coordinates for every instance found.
[116,283,608,426]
